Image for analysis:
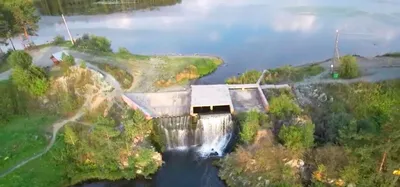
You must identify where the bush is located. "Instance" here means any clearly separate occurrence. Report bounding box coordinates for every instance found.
[12,66,49,97]
[80,61,87,69]
[278,122,315,152]
[7,50,32,69]
[269,94,301,119]
[62,53,75,66]
[263,64,324,84]
[339,55,359,79]
[74,34,112,53]
[53,35,65,45]
[238,111,269,144]
[226,70,262,84]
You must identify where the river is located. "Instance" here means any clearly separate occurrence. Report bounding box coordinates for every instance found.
[14,1,400,186]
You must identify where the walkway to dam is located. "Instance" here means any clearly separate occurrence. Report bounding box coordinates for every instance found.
[122,71,290,119]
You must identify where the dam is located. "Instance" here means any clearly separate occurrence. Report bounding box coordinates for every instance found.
[122,84,271,119]
[120,71,290,155]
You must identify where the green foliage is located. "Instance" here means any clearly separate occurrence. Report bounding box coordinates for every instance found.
[7,50,32,69]
[278,122,315,152]
[269,94,301,119]
[150,123,165,152]
[74,34,113,53]
[61,53,75,66]
[12,66,49,97]
[307,81,400,186]
[60,53,75,73]
[225,70,262,84]
[0,80,26,122]
[55,109,162,185]
[80,61,87,69]
[263,64,324,84]
[1,0,40,41]
[238,111,269,144]
[219,132,299,187]
[98,63,133,89]
[53,35,65,45]
[339,55,359,79]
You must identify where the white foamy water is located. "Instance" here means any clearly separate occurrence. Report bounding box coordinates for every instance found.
[157,114,233,157]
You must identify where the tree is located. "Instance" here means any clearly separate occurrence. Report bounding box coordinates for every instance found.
[0,6,17,50]
[12,65,49,96]
[7,50,32,69]
[2,0,40,41]
[339,55,359,79]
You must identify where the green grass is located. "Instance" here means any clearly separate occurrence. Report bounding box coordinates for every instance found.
[263,64,324,84]
[0,134,68,187]
[0,114,59,174]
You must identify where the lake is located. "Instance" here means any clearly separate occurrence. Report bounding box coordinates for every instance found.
[17,0,400,83]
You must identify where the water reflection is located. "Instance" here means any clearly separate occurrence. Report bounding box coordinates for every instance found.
[35,0,182,15]
[23,0,400,82]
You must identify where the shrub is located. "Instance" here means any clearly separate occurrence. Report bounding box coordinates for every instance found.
[263,64,324,84]
[116,47,132,59]
[74,34,112,53]
[7,50,32,69]
[278,122,315,151]
[238,111,269,144]
[62,53,75,66]
[80,61,87,69]
[339,55,359,79]
[226,70,262,84]
[269,94,301,119]
[53,35,65,45]
[12,65,49,97]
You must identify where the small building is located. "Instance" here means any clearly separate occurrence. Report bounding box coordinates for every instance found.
[190,85,234,115]
[50,51,68,65]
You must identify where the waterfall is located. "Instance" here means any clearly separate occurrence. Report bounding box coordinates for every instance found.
[157,113,233,157]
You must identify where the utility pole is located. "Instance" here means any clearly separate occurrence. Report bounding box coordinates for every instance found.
[332,29,340,73]
[62,14,74,45]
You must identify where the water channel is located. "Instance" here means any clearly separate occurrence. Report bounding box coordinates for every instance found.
[19,0,400,186]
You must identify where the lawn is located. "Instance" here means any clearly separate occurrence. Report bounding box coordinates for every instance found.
[0,135,68,187]
[0,114,59,174]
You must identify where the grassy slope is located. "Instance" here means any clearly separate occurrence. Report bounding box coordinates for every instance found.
[0,135,67,187]
[0,115,59,173]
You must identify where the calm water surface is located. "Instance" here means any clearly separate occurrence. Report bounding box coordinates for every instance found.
[22,0,400,83]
